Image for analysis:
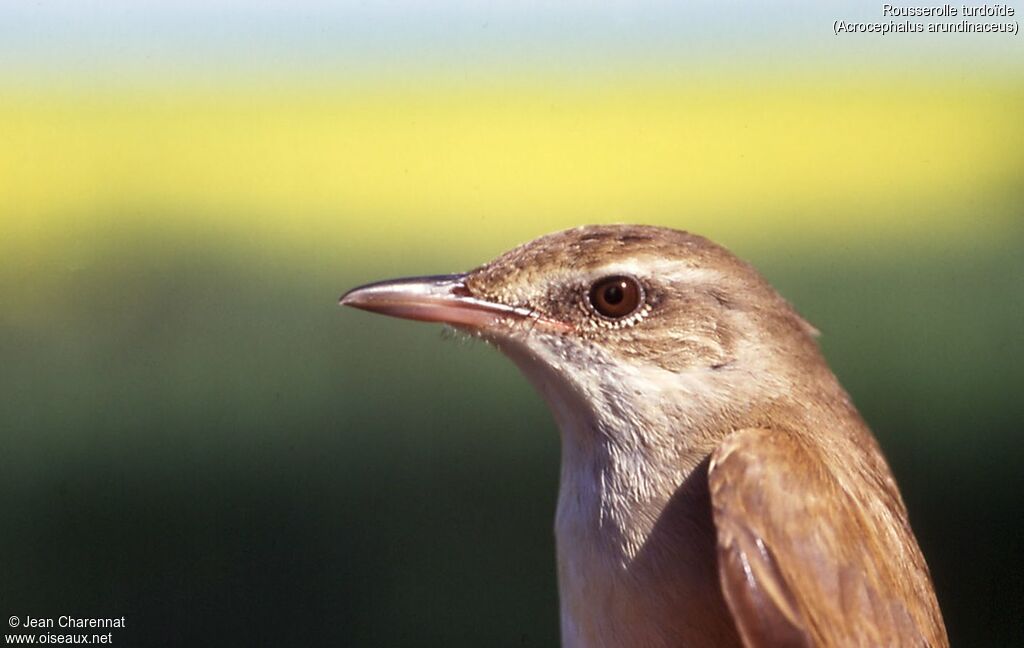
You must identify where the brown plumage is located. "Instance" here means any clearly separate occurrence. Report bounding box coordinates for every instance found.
[340,225,948,647]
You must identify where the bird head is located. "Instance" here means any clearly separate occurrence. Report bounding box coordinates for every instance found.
[341,225,822,440]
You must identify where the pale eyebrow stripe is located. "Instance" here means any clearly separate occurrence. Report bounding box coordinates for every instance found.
[589,259,722,284]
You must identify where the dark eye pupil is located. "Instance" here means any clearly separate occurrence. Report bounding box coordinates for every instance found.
[603,284,624,304]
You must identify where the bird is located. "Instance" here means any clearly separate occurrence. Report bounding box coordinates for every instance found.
[339,224,948,648]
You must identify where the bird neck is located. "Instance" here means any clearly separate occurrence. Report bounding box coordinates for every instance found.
[498,335,736,563]
[495,332,824,648]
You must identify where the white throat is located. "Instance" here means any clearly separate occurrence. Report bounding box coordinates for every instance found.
[502,336,723,556]
[491,331,765,647]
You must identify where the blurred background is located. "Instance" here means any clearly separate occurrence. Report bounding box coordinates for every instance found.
[1,2,1022,645]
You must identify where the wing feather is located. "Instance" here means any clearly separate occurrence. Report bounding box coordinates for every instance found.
[708,427,947,647]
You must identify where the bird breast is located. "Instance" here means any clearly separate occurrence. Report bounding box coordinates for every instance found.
[497,335,742,647]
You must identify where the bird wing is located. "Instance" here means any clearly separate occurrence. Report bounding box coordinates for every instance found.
[707,427,947,648]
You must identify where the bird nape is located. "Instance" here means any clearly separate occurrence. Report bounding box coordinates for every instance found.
[340,224,948,648]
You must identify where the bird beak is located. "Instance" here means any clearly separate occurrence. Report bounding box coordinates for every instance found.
[339,274,570,332]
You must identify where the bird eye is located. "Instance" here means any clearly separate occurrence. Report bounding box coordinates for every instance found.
[588,276,643,319]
